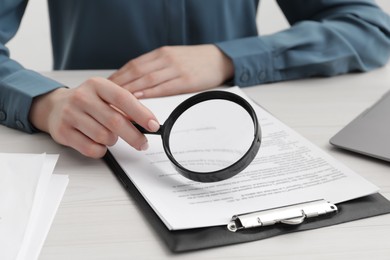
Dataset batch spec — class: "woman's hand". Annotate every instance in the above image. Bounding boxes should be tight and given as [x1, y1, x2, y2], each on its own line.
[109, 44, 234, 98]
[29, 77, 160, 158]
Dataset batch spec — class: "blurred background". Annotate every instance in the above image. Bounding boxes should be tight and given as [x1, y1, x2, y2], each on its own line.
[7, 0, 390, 71]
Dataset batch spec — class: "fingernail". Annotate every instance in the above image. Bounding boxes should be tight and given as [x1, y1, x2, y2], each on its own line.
[134, 91, 144, 98]
[140, 141, 149, 151]
[148, 119, 160, 132]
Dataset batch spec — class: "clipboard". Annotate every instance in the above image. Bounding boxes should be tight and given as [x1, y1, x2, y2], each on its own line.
[104, 150, 390, 252]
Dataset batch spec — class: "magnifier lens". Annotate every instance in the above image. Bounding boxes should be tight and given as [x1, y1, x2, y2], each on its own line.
[168, 99, 255, 173]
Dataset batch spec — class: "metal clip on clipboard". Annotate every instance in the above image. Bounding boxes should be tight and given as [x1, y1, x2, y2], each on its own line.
[227, 199, 338, 232]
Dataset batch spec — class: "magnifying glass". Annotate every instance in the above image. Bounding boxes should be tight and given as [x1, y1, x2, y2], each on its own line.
[134, 91, 261, 183]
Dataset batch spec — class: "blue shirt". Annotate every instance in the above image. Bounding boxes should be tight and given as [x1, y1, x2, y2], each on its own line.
[1, 0, 390, 133]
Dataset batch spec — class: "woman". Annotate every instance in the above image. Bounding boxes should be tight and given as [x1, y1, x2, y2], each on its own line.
[1, 0, 389, 158]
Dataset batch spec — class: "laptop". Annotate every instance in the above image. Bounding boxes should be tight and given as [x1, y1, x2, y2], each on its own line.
[330, 89, 390, 162]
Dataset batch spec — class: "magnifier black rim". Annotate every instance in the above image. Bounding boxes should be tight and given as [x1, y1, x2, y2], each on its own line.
[160, 90, 261, 183]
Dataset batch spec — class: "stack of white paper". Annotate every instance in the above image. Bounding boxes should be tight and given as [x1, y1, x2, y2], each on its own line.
[0, 153, 68, 260]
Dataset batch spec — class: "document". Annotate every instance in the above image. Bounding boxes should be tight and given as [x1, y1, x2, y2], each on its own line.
[0, 153, 68, 260]
[109, 87, 378, 230]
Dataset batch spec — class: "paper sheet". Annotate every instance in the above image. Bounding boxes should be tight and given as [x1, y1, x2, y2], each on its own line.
[17, 174, 68, 260]
[0, 153, 68, 260]
[109, 87, 378, 230]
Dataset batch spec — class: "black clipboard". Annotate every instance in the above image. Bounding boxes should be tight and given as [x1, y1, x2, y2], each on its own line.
[104, 150, 390, 252]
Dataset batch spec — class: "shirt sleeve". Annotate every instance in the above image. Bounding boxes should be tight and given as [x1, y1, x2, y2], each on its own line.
[0, 0, 63, 133]
[215, 0, 390, 87]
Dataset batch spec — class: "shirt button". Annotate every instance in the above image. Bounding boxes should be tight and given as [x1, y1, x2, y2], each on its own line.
[240, 71, 250, 83]
[0, 111, 6, 121]
[257, 71, 266, 81]
[16, 120, 25, 129]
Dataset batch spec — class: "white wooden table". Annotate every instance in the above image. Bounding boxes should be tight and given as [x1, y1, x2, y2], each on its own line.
[1, 67, 389, 260]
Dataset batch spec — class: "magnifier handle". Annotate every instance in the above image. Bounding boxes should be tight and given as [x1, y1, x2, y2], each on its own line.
[132, 122, 162, 135]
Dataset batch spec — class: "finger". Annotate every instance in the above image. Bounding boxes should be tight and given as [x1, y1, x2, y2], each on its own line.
[84, 79, 160, 149]
[109, 51, 165, 85]
[81, 78, 157, 126]
[95, 79, 158, 125]
[135, 78, 190, 99]
[72, 112, 118, 147]
[86, 102, 150, 151]
[123, 67, 179, 94]
[59, 127, 108, 158]
[73, 83, 150, 150]
[110, 58, 168, 87]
